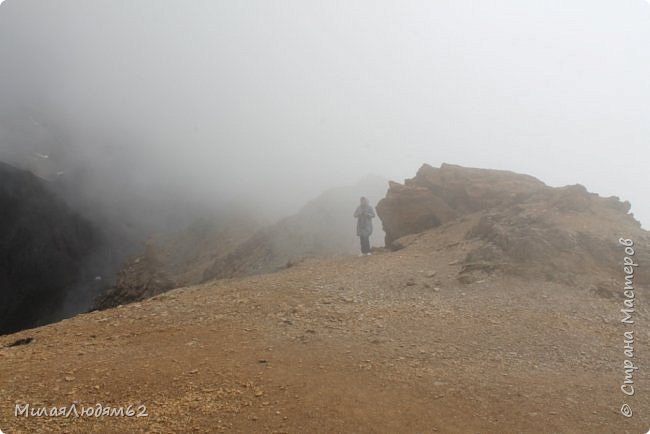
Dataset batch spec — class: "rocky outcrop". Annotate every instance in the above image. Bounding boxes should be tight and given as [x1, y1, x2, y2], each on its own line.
[376, 163, 546, 248]
[0, 162, 99, 334]
[92, 240, 176, 309]
[376, 163, 649, 288]
[459, 183, 642, 284]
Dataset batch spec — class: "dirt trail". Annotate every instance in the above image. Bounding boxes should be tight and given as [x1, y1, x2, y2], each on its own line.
[1, 239, 649, 433]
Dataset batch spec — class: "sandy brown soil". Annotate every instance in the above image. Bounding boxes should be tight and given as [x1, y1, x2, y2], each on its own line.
[1, 229, 649, 433]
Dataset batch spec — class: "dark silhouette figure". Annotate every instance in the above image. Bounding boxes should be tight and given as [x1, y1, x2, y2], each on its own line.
[354, 197, 375, 256]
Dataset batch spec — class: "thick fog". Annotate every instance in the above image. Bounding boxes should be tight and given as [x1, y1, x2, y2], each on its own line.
[0, 0, 649, 227]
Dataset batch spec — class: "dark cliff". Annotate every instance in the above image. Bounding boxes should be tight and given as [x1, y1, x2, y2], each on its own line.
[0, 162, 99, 334]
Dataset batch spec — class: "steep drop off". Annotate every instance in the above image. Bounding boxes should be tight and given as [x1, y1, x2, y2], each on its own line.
[94, 176, 388, 309]
[0, 162, 100, 334]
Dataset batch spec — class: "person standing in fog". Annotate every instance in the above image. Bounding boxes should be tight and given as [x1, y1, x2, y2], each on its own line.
[354, 197, 375, 256]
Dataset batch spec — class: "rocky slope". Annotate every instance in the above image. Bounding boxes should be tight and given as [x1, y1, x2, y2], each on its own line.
[2, 163, 648, 433]
[1, 213, 648, 433]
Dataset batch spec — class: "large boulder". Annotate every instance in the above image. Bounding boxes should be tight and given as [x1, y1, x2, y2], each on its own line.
[376, 163, 546, 248]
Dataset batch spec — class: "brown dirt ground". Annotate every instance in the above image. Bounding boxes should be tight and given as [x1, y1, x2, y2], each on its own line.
[1, 229, 649, 433]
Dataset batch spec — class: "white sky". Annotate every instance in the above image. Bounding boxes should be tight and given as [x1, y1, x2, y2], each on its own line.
[0, 0, 648, 226]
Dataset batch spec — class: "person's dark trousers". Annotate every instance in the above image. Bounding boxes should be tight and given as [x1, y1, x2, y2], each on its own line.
[360, 235, 370, 254]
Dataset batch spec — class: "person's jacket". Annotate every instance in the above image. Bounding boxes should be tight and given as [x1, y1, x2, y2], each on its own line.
[354, 205, 375, 237]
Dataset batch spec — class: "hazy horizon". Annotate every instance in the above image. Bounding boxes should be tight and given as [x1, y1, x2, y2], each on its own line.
[0, 0, 648, 227]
